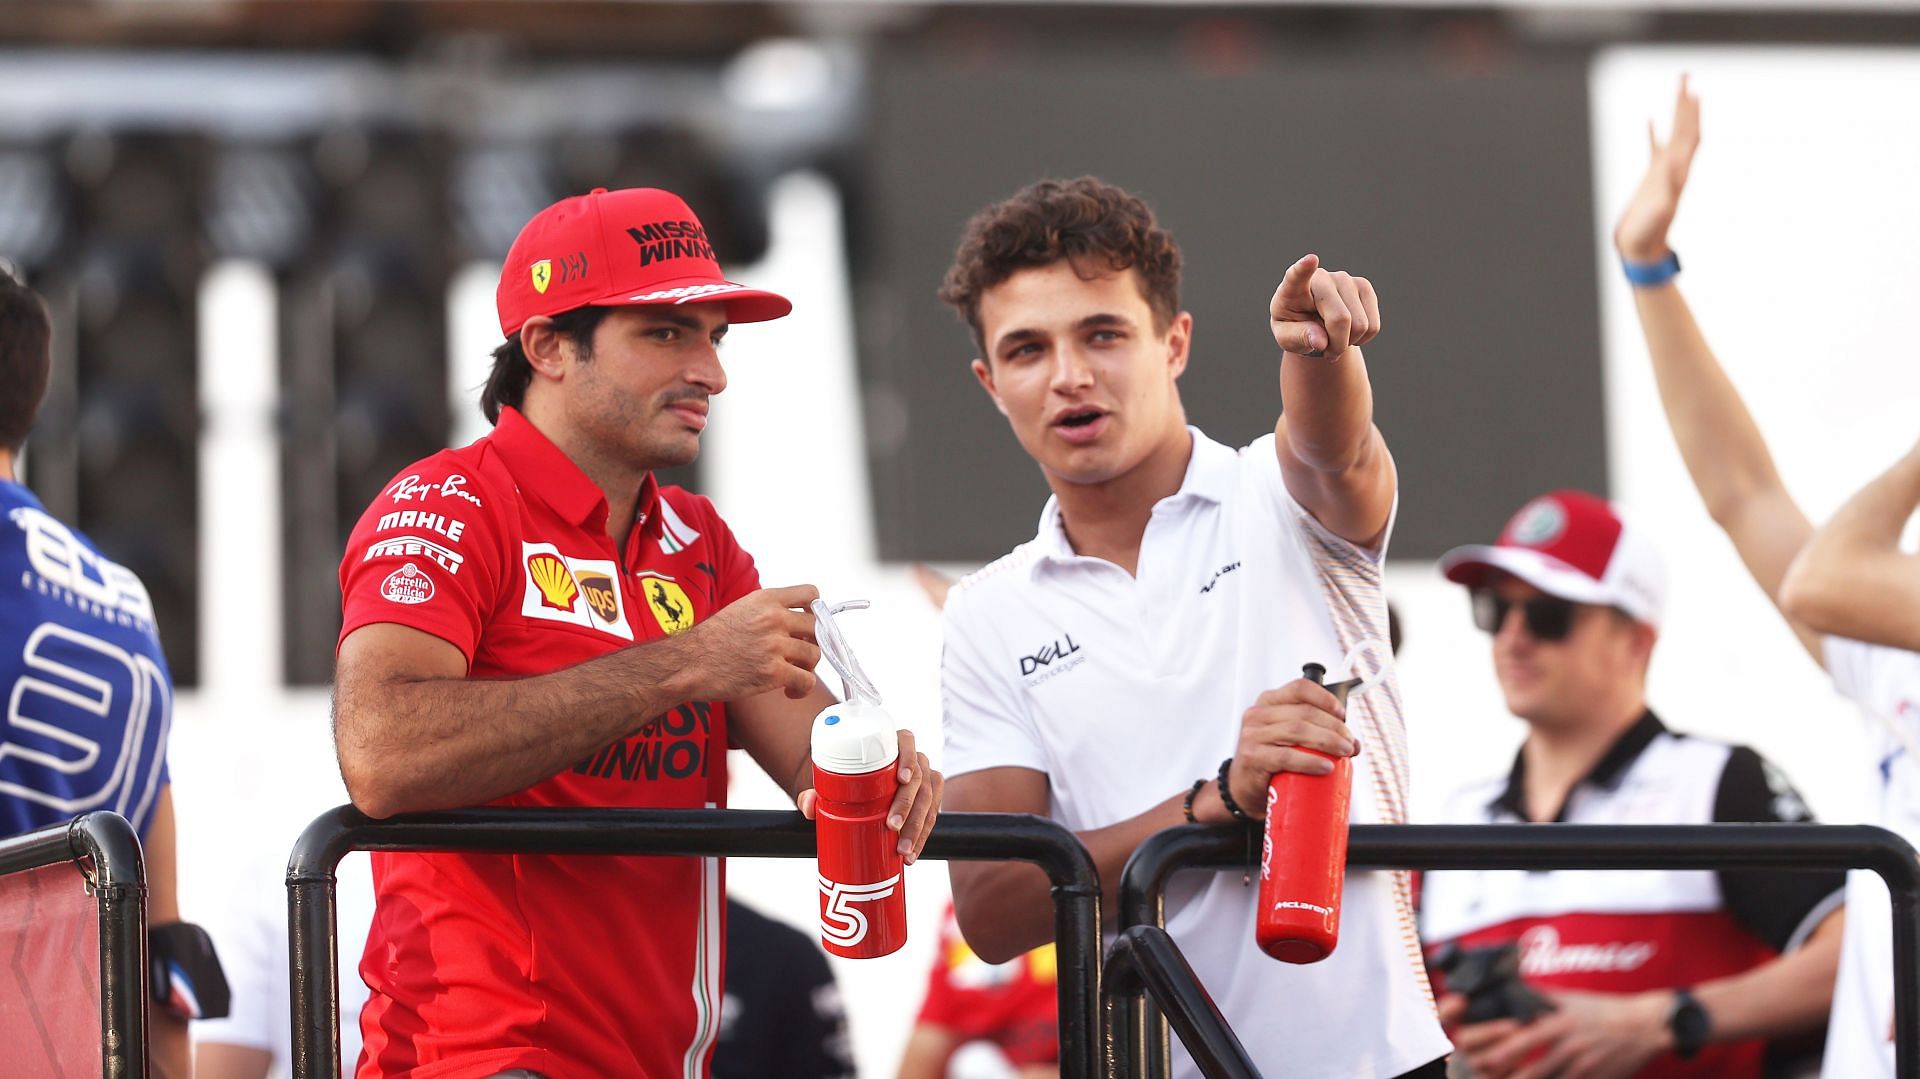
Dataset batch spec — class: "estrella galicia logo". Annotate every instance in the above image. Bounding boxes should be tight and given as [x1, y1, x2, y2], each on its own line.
[1020, 634, 1081, 677]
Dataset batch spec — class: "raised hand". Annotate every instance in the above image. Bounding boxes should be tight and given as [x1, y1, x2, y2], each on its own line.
[1614, 76, 1701, 263]
[1269, 254, 1381, 360]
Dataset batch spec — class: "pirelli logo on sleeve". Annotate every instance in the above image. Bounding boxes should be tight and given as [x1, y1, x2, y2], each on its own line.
[364, 536, 464, 575]
[519, 542, 633, 640]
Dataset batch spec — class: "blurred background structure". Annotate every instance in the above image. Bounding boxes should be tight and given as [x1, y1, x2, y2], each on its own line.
[2, 1, 1919, 1075]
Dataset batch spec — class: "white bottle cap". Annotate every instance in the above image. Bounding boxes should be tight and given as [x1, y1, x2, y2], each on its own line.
[810, 700, 901, 775]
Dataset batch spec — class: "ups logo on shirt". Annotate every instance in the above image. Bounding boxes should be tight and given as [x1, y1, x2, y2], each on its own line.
[577, 572, 620, 623]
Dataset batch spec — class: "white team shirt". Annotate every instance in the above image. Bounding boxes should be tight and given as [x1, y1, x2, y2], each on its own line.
[193, 850, 376, 1078]
[1821, 636, 1920, 1079]
[941, 428, 1448, 1079]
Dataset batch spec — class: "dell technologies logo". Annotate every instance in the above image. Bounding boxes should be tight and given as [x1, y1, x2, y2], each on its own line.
[1020, 634, 1081, 677]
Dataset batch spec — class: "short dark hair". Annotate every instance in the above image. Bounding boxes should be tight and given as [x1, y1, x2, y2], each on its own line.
[938, 176, 1182, 351]
[0, 267, 52, 452]
[480, 305, 610, 425]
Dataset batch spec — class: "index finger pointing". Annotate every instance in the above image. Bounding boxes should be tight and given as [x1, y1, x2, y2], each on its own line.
[1274, 254, 1321, 308]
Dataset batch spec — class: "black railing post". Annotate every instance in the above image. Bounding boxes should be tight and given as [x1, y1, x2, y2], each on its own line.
[1104, 926, 1257, 1079]
[287, 807, 1102, 1079]
[0, 812, 147, 1078]
[287, 806, 358, 1079]
[70, 812, 148, 1079]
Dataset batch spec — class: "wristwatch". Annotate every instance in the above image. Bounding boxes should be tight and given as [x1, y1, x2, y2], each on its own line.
[1667, 987, 1711, 1059]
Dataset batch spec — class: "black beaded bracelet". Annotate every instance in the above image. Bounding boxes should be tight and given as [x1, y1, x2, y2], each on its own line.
[1182, 778, 1208, 823]
[1215, 757, 1255, 823]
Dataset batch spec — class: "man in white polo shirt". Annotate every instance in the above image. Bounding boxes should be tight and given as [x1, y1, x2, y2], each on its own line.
[934, 176, 1449, 1079]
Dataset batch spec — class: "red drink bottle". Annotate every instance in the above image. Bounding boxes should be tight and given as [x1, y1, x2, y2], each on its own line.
[811, 699, 907, 959]
[1256, 662, 1359, 964]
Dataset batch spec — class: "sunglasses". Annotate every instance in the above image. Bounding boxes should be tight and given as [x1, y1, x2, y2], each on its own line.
[1471, 590, 1579, 642]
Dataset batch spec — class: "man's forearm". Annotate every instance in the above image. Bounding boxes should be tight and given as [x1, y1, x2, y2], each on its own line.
[1692, 908, 1844, 1043]
[1634, 283, 1797, 526]
[337, 640, 697, 817]
[1633, 281, 1821, 663]
[1815, 446, 1920, 556]
[1783, 443, 1920, 648]
[950, 788, 1194, 963]
[1279, 345, 1375, 473]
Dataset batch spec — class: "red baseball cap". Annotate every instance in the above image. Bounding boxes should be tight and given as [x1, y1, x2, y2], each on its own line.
[1439, 489, 1667, 626]
[495, 186, 792, 338]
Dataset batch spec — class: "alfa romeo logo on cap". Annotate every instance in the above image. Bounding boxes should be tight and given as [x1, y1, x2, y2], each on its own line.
[530, 260, 553, 295]
[1511, 499, 1567, 547]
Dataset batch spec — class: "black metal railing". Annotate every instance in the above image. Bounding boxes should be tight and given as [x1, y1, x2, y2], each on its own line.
[286, 806, 1102, 1079]
[0, 811, 147, 1078]
[1113, 822, 1920, 1079]
[1104, 924, 1258, 1078]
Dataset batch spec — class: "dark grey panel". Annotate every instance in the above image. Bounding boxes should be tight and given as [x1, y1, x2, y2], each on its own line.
[857, 44, 1604, 561]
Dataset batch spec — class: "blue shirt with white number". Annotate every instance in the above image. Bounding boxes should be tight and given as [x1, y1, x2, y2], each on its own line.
[0, 481, 172, 840]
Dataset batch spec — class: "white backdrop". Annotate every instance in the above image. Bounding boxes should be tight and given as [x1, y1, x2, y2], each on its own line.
[170, 45, 1920, 1077]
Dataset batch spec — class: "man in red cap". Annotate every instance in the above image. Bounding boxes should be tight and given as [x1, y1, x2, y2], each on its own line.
[330, 187, 943, 1079]
[1421, 490, 1845, 1079]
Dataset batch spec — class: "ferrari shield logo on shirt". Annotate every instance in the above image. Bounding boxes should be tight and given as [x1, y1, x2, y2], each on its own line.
[637, 573, 695, 635]
[530, 259, 552, 294]
[520, 542, 634, 640]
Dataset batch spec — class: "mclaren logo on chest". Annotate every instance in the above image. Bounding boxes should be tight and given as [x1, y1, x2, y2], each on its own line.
[520, 542, 633, 640]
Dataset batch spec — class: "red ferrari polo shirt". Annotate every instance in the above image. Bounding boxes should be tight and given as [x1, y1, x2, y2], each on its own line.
[338, 407, 761, 1079]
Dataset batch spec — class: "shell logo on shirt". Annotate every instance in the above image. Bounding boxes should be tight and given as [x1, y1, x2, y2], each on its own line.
[520, 543, 633, 640]
[638, 573, 695, 635]
[527, 553, 579, 609]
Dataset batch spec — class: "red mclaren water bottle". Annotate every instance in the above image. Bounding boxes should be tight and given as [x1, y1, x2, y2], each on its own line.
[1256, 662, 1357, 964]
[811, 699, 908, 959]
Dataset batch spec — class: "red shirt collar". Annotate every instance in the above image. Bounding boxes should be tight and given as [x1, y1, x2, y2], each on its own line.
[489, 406, 660, 539]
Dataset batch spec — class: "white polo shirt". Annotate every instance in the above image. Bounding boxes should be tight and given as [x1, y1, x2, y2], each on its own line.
[1821, 636, 1920, 1079]
[941, 428, 1447, 1079]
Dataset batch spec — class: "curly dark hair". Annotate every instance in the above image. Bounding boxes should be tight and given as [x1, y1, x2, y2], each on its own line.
[938, 176, 1182, 352]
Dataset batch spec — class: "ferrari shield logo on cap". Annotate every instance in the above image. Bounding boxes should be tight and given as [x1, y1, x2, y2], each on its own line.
[530, 259, 553, 295]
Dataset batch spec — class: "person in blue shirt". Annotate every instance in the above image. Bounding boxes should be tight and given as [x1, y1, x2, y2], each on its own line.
[0, 266, 192, 1077]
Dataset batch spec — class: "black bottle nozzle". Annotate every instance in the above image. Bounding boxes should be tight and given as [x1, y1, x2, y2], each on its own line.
[1303, 661, 1360, 711]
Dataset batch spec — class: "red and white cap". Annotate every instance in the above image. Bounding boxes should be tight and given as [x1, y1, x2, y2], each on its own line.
[496, 186, 792, 338]
[1439, 489, 1667, 627]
